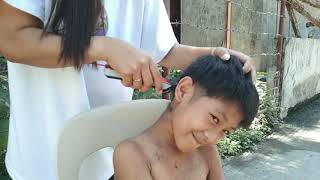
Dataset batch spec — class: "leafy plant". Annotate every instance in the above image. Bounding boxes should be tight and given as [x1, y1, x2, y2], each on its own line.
[0, 56, 9, 178]
[218, 79, 281, 158]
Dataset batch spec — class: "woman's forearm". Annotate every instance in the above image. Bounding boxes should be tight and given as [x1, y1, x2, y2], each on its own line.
[160, 44, 256, 84]
[0, 1, 107, 68]
[159, 44, 213, 70]
[1, 26, 109, 68]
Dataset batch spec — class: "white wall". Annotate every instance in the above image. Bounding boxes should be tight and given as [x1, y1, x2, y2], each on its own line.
[281, 38, 320, 117]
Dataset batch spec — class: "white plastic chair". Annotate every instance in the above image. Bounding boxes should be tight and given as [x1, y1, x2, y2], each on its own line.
[57, 99, 170, 180]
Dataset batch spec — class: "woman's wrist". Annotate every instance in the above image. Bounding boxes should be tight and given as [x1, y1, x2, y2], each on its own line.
[88, 36, 128, 64]
[86, 36, 108, 64]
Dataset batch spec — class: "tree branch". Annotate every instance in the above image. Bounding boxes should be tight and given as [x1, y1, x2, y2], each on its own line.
[299, 0, 320, 9]
[287, 0, 320, 28]
[286, 3, 301, 37]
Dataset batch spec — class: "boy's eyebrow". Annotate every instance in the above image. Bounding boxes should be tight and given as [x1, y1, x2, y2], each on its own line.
[220, 111, 229, 123]
[220, 111, 238, 130]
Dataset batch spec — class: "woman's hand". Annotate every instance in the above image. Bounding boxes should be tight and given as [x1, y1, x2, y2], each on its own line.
[102, 37, 163, 93]
[160, 45, 256, 84]
[211, 47, 256, 83]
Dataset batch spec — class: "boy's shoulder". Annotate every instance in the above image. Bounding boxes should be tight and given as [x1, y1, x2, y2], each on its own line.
[198, 145, 224, 180]
[114, 135, 152, 160]
[114, 138, 145, 158]
[198, 144, 218, 153]
[113, 137, 151, 170]
[198, 145, 221, 164]
[113, 137, 156, 179]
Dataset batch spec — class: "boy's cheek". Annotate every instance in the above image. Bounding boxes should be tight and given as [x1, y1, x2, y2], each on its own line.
[205, 131, 225, 145]
[174, 133, 200, 152]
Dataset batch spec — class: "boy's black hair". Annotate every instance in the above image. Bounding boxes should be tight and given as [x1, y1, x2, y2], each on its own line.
[178, 55, 259, 128]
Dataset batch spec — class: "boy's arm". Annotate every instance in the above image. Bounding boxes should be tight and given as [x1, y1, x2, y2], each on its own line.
[202, 145, 224, 180]
[113, 140, 153, 180]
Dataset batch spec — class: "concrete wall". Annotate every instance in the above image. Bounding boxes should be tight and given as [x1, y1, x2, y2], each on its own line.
[180, 0, 320, 71]
[181, 0, 280, 71]
[280, 38, 320, 118]
[181, 0, 226, 47]
[231, 0, 264, 69]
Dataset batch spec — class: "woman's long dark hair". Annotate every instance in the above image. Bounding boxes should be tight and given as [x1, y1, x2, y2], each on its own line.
[45, 0, 102, 69]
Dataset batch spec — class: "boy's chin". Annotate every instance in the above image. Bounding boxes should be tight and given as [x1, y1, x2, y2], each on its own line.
[175, 142, 200, 153]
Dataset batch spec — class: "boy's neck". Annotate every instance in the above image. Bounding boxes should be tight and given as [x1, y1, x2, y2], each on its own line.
[145, 108, 178, 150]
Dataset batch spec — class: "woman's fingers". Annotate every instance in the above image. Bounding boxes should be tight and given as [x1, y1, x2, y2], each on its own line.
[226, 48, 253, 73]
[150, 62, 163, 94]
[132, 72, 143, 90]
[140, 61, 154, 93]
[121, 74, 133, 87]
[213, 47, 254, 73]
[118, 59, 163, 93]
[212, 47, 256, 84]
[212, 47, 230, 60]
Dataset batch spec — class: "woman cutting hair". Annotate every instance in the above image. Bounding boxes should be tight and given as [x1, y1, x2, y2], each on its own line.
[0, 0, 255, 179]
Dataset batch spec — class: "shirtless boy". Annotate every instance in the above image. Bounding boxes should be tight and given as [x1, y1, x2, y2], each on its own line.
[113, 55, 259, 180]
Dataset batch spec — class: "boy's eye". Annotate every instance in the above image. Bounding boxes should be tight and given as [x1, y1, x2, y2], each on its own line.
[223, 130, 230, 135]
[210, 115, 219, 124]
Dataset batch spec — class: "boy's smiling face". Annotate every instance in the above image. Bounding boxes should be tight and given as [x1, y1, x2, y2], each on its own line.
[171, 77, 243, 153]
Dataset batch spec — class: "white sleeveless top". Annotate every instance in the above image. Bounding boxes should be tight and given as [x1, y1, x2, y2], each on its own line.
[4, 0, 177, 179]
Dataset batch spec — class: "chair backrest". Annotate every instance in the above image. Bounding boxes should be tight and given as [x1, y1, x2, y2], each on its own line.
[57, 99, 170, 180]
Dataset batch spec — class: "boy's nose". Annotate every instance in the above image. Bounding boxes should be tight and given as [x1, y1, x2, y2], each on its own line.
[204, 130, 223, 145]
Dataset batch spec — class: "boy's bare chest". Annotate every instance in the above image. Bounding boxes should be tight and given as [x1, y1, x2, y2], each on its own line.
[147, 149, 209, 180]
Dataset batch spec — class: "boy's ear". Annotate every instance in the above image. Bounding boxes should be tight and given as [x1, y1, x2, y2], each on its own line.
[174, 76, 195, 103]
